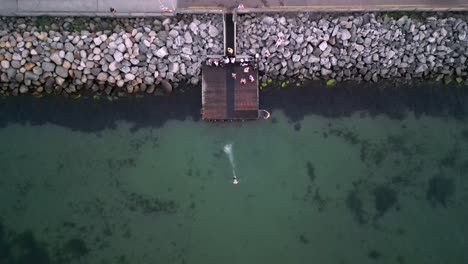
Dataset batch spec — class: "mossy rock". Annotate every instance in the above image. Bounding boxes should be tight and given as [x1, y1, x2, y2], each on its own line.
[326, 79, 337, 87]
[444, 77, 452, 85]
[266, 78, 273, 84]
[456, 77, 464, 85]
[36, 16, 53, 31]
[67, 18, 88, 32]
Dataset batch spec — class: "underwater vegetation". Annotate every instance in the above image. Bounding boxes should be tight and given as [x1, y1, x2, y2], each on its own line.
[293, 122, 302, 131]
[461, 129, 468, 142]
[426, 175, 455, 207]
[298, 234, 310, 244]
[439, 147, 461, 168]
[368, 249, 382, 260]
[0, 223, 51, 264]
[305, 161, 316, 183]
[124, 192, 178, 215]
[373, 185, 398, 218]
[346, 188, 367, 225]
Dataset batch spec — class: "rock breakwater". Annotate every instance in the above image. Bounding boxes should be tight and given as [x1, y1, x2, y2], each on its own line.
[238, 13, 468, 83]
[0, 15, 223, 96]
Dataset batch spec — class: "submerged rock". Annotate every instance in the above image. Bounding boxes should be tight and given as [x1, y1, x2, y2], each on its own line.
[161, 80, 172, 93]
[373, 185, 397, 217]
[427, 175, 454, 207]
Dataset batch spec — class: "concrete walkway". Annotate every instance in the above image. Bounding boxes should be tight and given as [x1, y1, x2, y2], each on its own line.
[179, 0, 468, 11]
[1, 0, 468, 16]
[0, 0, 177, 16]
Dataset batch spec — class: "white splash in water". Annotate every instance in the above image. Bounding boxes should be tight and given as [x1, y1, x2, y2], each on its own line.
[223, 143, 235, 168]
[223, 143, 238, 182]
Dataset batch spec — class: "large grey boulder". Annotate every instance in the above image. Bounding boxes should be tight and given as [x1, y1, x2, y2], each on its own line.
[42, 62, 56, 72]
[155, 47, 169, 58]
[184, 32, 193, 44]
[55, 66, 68, 78]
[50, 53, 62, 65]
[340, 29, 352, 41]
[208, 26, 220, 37]
[319, 41, 328, 52]
[168, 62, 179, 73]
[161, 80, 172, 93]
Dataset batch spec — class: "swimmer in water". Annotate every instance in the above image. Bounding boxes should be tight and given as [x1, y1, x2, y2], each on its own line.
[232, 175, 239, 185]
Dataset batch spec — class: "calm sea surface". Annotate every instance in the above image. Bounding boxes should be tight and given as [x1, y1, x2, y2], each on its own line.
[0, 82, 468, 264]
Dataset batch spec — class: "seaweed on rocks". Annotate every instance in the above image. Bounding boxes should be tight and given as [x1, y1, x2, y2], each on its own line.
[426, 175, 455, 207]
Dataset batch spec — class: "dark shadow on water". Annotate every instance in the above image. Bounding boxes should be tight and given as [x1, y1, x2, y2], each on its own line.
[0, 87, 202, 132]
[261, 80, 468, 122]
[0, 81, 467, 132]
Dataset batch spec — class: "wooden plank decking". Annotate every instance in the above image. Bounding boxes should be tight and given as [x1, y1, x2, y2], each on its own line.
[201, 62, 259, 120]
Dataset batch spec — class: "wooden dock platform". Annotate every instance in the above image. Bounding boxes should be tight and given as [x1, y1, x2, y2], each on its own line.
[200, 13, 269, 121]
[201, 60, 259, 120]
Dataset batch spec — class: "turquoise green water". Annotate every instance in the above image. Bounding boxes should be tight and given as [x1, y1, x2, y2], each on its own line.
[1, 104, 468, 263]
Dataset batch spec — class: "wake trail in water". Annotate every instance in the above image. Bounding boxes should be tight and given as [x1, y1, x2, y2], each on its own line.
[223, 143, 238, 184]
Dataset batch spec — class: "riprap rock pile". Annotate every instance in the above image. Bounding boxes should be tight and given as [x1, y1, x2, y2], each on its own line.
[237, 13, 468, 83]
[0, 15, 223, 96]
